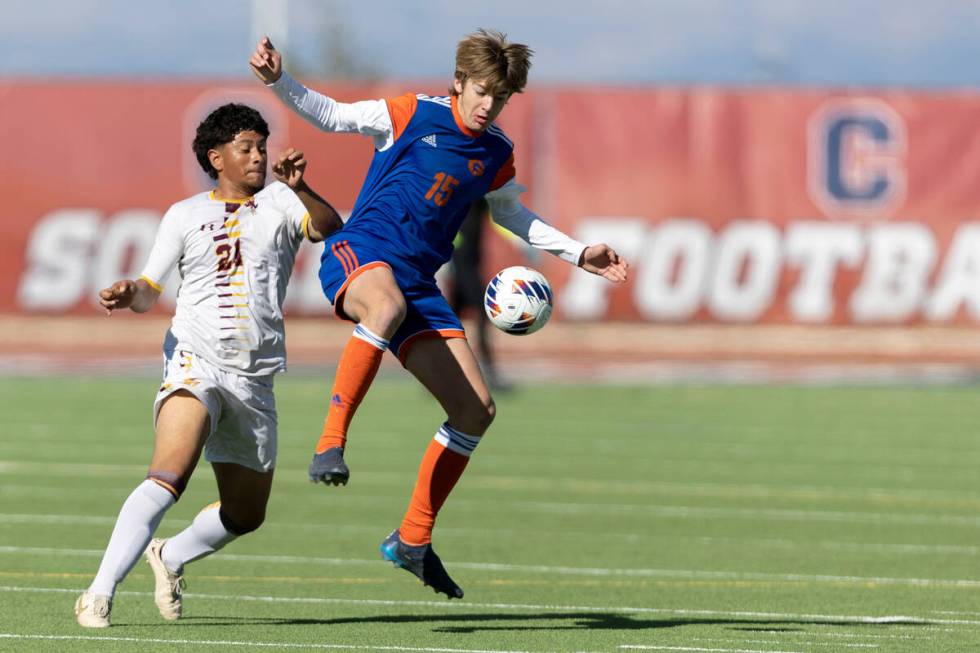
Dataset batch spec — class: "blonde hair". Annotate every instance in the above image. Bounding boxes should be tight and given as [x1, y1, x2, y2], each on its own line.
[452, 29, 533, 96]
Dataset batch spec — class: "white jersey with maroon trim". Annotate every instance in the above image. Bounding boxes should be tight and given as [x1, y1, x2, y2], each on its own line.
[140, 181, 311, 376]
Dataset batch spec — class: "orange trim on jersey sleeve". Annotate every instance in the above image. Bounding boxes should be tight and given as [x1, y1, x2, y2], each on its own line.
[385, 93, 418, 142]
[489, 153, 516, 191]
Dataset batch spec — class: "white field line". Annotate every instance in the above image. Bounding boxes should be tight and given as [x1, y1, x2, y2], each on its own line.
[0, 514, 118, 525]
[3, 544, 980, 588]
[518, 502, 980, 528]
[682, 537, 980, 558]
[3, 504, 980, 558]
[464, 477, 980, 507]
[621, 647, 803, 653]
[5, 437, 979, 470]
[620, 647, 802, 653]
[703, 632, 921, 642]
[808, 540, 980, 556]
[0, 633, 579, 653]
[5, 459, 980, 508]
[693, 630, 938, 641]
[769, 632, 917, 641]
[2, 585, 977, 628]
[2, 544, 980, 588]
[6, 495, 980, 529]
[689, 637, 880, 648]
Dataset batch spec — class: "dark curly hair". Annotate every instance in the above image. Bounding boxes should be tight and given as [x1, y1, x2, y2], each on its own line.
[192, 103, 270, 179]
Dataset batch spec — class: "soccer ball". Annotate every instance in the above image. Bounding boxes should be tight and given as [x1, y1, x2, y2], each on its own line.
[484, 266, 553, 335]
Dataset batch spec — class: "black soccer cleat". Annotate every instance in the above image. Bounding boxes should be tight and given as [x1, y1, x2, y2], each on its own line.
[379, 529, 464, 599]
[308, 447, 350, 486]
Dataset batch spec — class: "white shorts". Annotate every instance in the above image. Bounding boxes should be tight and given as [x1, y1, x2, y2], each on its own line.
[153, 346, 277, 473]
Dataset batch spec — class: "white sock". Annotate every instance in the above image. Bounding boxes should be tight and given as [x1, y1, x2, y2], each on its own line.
[353, 324, 389, 350]
[88, 479, 175, 598]
[161, 505, 238, 573]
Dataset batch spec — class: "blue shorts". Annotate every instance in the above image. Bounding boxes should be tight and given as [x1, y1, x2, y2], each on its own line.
[318, 234, 465, 364]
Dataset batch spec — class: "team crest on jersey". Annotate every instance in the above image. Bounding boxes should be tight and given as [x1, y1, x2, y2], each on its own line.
[468, 159, 486, 176]
[807, 98, 907, 219]
[422, 134, 438, 147]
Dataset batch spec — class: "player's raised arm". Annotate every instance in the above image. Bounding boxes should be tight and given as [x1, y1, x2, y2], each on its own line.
[272, 147, 343, 241]
[98, 278, 160, 314]
[485, 180, 629, 283]
[250, 36, 393, 142]
[249, 36, 282, 84]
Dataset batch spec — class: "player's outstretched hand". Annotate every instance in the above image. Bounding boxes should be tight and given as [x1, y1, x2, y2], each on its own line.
[579, 244, 629, 283]
[99, 280, 137, 315]
[250, 36, 282, 84]
[272, 148, 307, 189]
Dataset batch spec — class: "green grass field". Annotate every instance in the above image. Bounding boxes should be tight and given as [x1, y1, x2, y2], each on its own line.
[2, 376, 980, 652]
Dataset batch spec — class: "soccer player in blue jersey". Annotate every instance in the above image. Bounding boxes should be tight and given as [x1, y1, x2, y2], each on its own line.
[251, 29, 628, 599]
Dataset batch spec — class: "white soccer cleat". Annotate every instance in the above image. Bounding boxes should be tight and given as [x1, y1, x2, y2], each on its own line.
[74, 591, 112, 628]
[145, 538, 185, 620]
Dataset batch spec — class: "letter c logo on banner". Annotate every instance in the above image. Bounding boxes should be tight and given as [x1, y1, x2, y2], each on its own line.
[807, 98, 907, 219]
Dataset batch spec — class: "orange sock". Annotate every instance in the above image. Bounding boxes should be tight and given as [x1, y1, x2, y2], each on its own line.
[315, 328, 387, 454]
[400, 424, 480, 545]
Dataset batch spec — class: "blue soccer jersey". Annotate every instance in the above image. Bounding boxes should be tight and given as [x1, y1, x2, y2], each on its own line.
[315, 92, 516, 359]
[268, 72, 585, 360]
[342, 92, 516, 277]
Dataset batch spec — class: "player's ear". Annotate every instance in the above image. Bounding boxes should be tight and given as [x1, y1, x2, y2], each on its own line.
[208, 148, 224, 175]
[453, 77, 465, 96]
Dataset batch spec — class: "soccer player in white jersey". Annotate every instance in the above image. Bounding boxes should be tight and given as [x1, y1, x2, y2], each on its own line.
[73, 103, 342, 628]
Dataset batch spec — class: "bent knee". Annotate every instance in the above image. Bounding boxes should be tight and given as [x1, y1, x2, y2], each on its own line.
[219, 506, 265, 535]
[376, 294, 407, 329]
[453, 398, 495, 436]
[483, 399, 496, 428]
[358, 292, 407, 337]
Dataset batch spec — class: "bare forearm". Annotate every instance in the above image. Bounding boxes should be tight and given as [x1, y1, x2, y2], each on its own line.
[99, 278, 160, 314]
[295, 183, 342, 241]
[130, 279, 161, 313]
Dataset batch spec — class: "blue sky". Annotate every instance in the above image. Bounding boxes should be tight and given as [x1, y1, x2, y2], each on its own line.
[4, 0, 980, 87]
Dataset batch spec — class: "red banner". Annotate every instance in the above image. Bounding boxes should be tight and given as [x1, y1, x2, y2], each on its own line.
[4, 80, 980, 324]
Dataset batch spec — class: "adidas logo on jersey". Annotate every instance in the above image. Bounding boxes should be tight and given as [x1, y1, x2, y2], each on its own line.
[422, 134, 438, 147]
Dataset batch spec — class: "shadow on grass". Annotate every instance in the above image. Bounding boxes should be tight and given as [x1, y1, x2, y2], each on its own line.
[158, 612, 934, 633]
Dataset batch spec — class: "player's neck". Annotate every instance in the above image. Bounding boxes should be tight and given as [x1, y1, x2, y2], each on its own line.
[213, 179, 259, 201]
